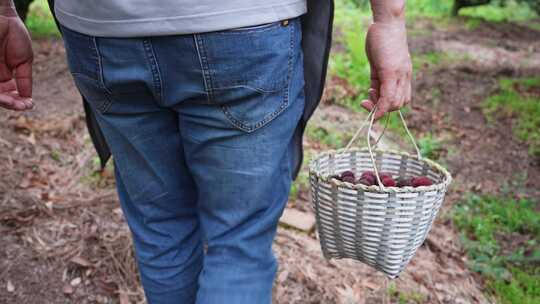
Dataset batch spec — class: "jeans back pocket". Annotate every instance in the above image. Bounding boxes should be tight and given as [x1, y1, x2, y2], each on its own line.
[61, 25, 113, 114]
[197, 18, 301, 133]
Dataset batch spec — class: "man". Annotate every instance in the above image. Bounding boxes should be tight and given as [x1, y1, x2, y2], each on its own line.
[0, 0, 412, 303]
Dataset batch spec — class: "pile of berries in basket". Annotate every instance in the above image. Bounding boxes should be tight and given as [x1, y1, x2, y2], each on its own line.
[332, 171, 433, 188]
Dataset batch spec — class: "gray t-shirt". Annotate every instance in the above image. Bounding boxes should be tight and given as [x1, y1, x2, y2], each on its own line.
[55, 0, 307, 37]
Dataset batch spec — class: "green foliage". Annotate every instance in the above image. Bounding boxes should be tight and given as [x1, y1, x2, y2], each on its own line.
[489, 268, 540, 304]
[453, 194, 540, 303]
[482, 77, 540, 156]
[418, 133, 442, 160]
[459, 0, 538, 22]
[25, 0, 59, 37]
[49, 149, 61, 162]
[383, 108, 410, 137]
[412, 51, 471, 70]
[412, 52, 447, 71]
[387, 282, 428, 304]
[331, 1, 371, 102]
[407, 0, 453, 17]
[306, 125, 350, 149]
[464, 17, 483, 30]
[526, 21, 540, 31]
[289, 150, 313, 201]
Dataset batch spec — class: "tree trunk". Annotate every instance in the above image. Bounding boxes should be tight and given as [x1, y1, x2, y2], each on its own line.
[14, 0, 35, 22]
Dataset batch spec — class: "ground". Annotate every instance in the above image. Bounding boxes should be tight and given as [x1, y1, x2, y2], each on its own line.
[0, 13, 539, 304]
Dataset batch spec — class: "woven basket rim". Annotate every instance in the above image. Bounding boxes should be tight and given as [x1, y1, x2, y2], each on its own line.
[309, 147, 452, 194]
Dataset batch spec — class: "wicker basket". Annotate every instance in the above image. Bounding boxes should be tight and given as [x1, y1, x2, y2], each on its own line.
[309, 110, 452, 278]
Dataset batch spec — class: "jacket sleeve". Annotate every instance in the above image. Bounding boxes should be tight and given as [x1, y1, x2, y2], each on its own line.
[48, 0, 112, 170]
[291, 0, 334, 179]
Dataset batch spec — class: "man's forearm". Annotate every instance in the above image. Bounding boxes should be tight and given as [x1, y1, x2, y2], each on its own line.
[370, 0, 406, 23]
[0, 0, 18, 17]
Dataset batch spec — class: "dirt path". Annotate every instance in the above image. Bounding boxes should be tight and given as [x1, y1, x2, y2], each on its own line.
[408, 18, 540, 196]
[1, 19, 538, 304]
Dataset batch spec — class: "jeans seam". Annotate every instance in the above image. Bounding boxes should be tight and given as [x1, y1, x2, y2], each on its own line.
[142, 38, 164, 104]
[91, 37, 114, 113]
[193, 34, 213, 103]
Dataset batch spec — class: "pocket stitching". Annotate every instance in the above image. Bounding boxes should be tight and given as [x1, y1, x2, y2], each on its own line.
[212, 84, 281, 94]
[210, 23, 290, 92]
[92, 37, 114, 97]
[220, 22, 296, 133]
[71, 73, 114, 114]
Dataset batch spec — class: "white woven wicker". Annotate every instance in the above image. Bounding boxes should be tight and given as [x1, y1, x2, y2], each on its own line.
[309, 109, 452, 278]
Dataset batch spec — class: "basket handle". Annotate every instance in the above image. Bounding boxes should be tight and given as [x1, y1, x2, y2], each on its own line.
[344, 106, 422, 190]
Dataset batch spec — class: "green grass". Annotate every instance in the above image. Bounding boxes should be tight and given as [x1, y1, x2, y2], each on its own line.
[489, 268, 540, 304]
[417, 133, 442, 160]
[25, 0, 59, 37]
[482, 77, 540, 156]
[453, 194, 540, 304]
[331, 1, 371, 102]
[412, 51, 472, 70]
[460, 0, 538, 22]
[465, 17, 483, 30]
[387, 282, 428, 304]
[406, 0, 453, 17]
[80, 156, 115, 188]
[525, 21, 540, 31]
[305, 125, 351, 150]
[289, 149, 313, 201]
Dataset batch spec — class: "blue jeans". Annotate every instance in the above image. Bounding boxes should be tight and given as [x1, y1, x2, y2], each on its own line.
[60, 19, 305, 304]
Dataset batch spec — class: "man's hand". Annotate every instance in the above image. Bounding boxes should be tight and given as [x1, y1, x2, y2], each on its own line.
[0, 2, 33, 111]
[362, 0, 412, 120]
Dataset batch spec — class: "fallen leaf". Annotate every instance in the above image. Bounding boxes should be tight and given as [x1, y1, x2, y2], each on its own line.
[63, 284, 74, 295]
[277, 270, 289, 283]
[18, 172, 33, 189]
[70, 256, 92, 268]
[26, 132, 36, 146]
[70, 277, 81, 287]
[363, 280, 379, 291]
[41, 191, 50, 201]
[119, 290, 130, 304]
[6, 280, 14, 293]
[12, 116, 33, 132]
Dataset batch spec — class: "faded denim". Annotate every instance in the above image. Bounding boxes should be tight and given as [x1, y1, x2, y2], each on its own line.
[61, 18, 305, 304]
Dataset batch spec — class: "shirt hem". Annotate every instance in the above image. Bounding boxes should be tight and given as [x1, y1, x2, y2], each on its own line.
[56, 1, 307, 37]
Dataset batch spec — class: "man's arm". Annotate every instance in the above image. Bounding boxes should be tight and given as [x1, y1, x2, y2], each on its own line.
[0, 0, 33, 111]
[362, 0, 412, 120]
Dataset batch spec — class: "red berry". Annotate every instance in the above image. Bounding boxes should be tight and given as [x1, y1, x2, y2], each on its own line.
[379, 171, 393, 180]
[381, 177, 396, 187]
[342, 175, 356, 184]
[361, 171, 375, 179]
[411, 176, 433, 187]
[358, 176, 375, 186]
[396, 177, 413, 187]
[341, 170, 355, 179]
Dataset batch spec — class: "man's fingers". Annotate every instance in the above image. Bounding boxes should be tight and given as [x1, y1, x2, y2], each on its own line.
[0, 79, 17, 92]
[15, 62, 32, 98]
[405, 74, 412, 105]
[374, 78, 398, 120]
[389, 77, 406, 112]
[0, 90, 32, 110]
[373, 99, 390, 120]
[368, 88, 378, 105]
[0, 63, 12, 82]
[361, 99, 375, 112]
[0, 93, 15, 108]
